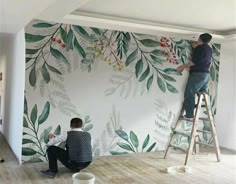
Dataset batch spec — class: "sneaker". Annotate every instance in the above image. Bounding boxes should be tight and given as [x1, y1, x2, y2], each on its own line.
[181, 115, 194, 121]
[41, 169, 58, 178]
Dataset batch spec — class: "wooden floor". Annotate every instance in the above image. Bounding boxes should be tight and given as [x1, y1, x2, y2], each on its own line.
[0, 134, 236, 184]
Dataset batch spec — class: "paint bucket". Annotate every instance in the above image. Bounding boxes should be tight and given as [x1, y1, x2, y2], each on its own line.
[72, 172, 95, 184]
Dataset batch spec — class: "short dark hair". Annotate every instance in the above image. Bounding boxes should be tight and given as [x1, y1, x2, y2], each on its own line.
[70, 118, 83, 128]
[199, 33, 212, 44]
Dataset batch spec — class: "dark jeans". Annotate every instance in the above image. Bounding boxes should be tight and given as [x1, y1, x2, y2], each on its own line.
[184, 72, 209, 118]
[47, 146, 91, 173]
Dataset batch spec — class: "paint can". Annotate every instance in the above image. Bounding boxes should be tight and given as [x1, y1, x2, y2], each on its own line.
[72, 172, 95, 184]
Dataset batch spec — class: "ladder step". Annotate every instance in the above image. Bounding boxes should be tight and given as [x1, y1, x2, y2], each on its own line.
[174, 130, 191, 137]
[194, 104, 206, 108]
[195, 141, 214, 147]
[179, 117, 194, 122]
[197, 130, 212, 134]
[169, 144, 187, 153]
[199, 117, 214, 121]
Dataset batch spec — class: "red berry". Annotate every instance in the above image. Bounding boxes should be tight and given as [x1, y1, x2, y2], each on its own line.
[173, 55, 176, 58]
[160, 43, 165, 47]
[52, 38, 56, 42]
[62, 44, 66, 48]
[176, 62, 179, 64]
[57, 39, 61, 44]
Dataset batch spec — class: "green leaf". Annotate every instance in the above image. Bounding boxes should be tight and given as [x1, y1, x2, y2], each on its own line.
[125, 49, 138, 66]
[117, 142, 133, 151]
[146, 75, 153, 90]
[60, 27, 67, 43]
[109, 151, 128, 155]
[210, 65, 215, 81]
[72, 25, 90, 39]
[25, 33, 45, 42]
[157, 75, 166, 93]
[41, 64, 50, 83]
[139, 65, 150, 82]
[163, 68, 182, 75]
[161, 73, 176, 82]
[130, 131, 139, 149]
[47, 64, 62, 75]
[30, 104, 38, 125]
[152, 49, 163, 56]
[139, 39, 160, 47]
[23, 117, 28, 128]
[142, 134, 150, 150]
[66, 29, 73, 51]
[38, 101, 50, 125]
[22, 148, 37, 156]
[33, 22, 54, 28]
[22, 139, 35, 144]
[83, 124, 93, 132]
[29, 67, 36, 87]
[146, 142, 156, 152]
[166, 83, 178, 93]
[115, 130, 129, 141]
[135, 59, 143, 78]
[26, 58, 32, 63]
[150, 55, 163, 64]
[43, 126, 52, 144]
[74, 38, 86, 58]
[54, 125, 61, 135]
[50, 47, 69, 65]
[26, 49, 39, 55]
[91, 27, 102, 35]
[24, 96, 28, 114]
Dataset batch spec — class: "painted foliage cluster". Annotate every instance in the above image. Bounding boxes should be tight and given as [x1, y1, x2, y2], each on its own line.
[22, 20, 221, 163]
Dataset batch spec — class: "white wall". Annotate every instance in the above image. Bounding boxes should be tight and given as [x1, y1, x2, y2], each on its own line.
[0, 30, 25, 163]
[216, 40, 236, 151]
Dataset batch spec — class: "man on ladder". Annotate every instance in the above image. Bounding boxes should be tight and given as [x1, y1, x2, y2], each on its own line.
[164, 33, 221, 166]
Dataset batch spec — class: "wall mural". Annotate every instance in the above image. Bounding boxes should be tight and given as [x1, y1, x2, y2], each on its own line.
[22, 20, 221, 163]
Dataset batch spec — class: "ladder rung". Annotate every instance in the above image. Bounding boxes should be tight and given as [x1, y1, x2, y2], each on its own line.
[195, 141, 214, 147]
[194, 104, 206, 108]
[169, 144, 187, 153]
[197, 130, 212, 134]
[174, 130, 191, 137]
[179, 117, 194, 122]
[199, 117, 214, 121]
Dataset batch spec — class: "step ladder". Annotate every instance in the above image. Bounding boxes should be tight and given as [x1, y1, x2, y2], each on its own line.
[164, 92, 221, 165]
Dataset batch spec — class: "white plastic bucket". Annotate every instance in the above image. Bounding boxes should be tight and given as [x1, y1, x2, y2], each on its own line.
[72, 172, 95, 184]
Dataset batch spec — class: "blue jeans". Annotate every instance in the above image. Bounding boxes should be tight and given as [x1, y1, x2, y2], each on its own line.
[184, 72, 209, 118]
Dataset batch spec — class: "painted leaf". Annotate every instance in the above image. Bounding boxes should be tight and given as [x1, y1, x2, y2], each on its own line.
[166, 83, 178, 93]
[66, 29, 73, 51]
[150, 55, 163, 64]
[29, 67, 36, 87]
[125, 49, 138, 66]
[152, 49, 163, 56]
[142, 134, 150, 150]
[72, 25, 90, 39]
[41, 64, 50, 83]
[22, 147, 37, 156]
[22, 139, 35, 144]
[50, 47, 69, 65]
[26, 58, 32, 63]
[43, 126, 52, 144]
[139, 66, 150, 82]
[210, 65, 215, 81]
[30, 104, 38, 125]
[74, 38, 86, 58]
[91, 27, 102, 35]
[109, 151, 128, 155]
[23, 117, 28, 128]
[83, 124, 93, 132]
[60, 27, 67, 43]
[157, 76, 166, 92]
[26, 49, 39, 55]
[161, 73, 176, 82]
[135, 59, 143, 78]
[130, 131, 139, 149]
[117, 142, 133, 151]
[163, 68, 182, 75]
[47, 64, 62, 75]
[24, 96, 28, 114]
[115, 129, 129, 141]
[25, 33, 45, 42]
[38, 101, 50, 125]
[139, 39, 160, 47]
[146, 142, 156, 152]
[32, 22, 54, 28]
[146, 75, 153, 90]
[54, 125, 61, 135]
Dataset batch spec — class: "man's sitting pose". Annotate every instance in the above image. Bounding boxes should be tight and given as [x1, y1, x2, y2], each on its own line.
[41, 118, 92, 178]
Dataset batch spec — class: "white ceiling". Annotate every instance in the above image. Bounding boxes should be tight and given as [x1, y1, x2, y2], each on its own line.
[0, 0, 236, 40]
